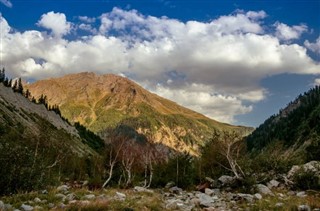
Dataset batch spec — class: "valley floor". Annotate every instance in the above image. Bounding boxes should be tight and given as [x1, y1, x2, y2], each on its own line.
[1, 185, 319, 211]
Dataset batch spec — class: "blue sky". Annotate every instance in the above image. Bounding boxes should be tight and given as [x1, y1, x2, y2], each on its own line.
[0, 0, 320, 126]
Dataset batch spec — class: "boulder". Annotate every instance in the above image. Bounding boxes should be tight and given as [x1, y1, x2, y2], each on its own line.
[115, 192, 126, 201]
[237, 193, 254, 203]
[254, 193, 262, 200]
[0, 201, 5, 210]
[298, 205, 311, 211]
[48, 203, 55, 208]
[296, 191, 307, 198]
[196, 193, 215, 207]
[20, 204, 34, 211]
[288, 161, 320, 179]
[34, 197, 41, 203]
[218, 175, 235, 187]
[165, 181, 175, 189]
[204, 188, 214, 196]
[267, 179, 280, 189]
[169, 186, 182, 194]
[56, 185, 69, 192]
[66, 193, 76, 201]
[83, 194, 95, 200]
[256, 184, 274, 196]
[134, 186, 154, 193]
[55, 193, 66, 200]
[275, 202, 284, 208]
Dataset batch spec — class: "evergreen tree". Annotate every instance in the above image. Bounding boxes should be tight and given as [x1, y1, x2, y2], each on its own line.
[17, 78, 23, 94]
[0, 68, 5, 83]
[24, 89, 31, 99]
[8, 79, 12, 88]
[12, 80, 18, 92]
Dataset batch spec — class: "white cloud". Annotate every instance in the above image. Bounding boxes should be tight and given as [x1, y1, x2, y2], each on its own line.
[37, 11, 71, 37]
[314, 78, 320, 86]
[154, 85, 252, 123]
[274, 22, 308, 41]
[2, 8, 320, 123]
[0, 0, 12, 8]
[305, 36, 320, 54]
[78, 16, 96, 23]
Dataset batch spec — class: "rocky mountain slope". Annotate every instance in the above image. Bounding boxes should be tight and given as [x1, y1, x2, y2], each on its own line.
[26, 72, 253, 155]
[246, 86, 320, 162]
[0, 83, 102, 194]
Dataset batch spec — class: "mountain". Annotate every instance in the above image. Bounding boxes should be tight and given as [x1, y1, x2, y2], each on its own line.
[246, 86, 320, 162]
[26, 72, 252, 155]
[0, 83, 103, 194]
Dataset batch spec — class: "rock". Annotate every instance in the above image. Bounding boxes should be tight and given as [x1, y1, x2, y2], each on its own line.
[34, 206, 42, 210]
[55, 193, 66, 200]
[56, 185, 69, 192]
[84, 194, 95, 200]
[298, 205, 311, 211]
[0, 201, 5, 210]
[34, 198, 41, 203]
[134, 186, 154, 193]
[205, 188, 214, 196]
[169, 186, 182, 194]
[82, 180, 89, 187]
[254, 193, 262, 200]
[115, 192, 126, 201]
[58, 203, 66, 209]
[238, 193, 254, 203]
[275, 202, 284, 208]
[20, 204, 34, 211]
[218, 175, 235, 186]
[66, 193, 76, 201]
[41, 190, 48, 194]
[287, 190, 295, 196]
[267, 179, 280, 189]
[256, 184, 274, 196]
[48, 203, 55, 208]
[296, 191, 307, 198]
[5, 204, 13, 210]
[287, 161, 320, 188]
[196, 193, 215, 207]
[165, 181, 175, 189]
[165, 199, 184, 209]
[205, 177, 215, 183]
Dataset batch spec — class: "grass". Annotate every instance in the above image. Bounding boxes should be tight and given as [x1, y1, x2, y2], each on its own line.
[241, 190, 320, 210]
[1, 187, 319, 210]
[1, 188, 166, 211]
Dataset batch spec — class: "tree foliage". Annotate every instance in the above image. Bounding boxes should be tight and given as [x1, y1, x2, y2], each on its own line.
[246, 86, 320, 162]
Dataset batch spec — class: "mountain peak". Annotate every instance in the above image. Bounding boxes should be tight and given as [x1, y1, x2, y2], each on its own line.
[26, 72, 252, 155]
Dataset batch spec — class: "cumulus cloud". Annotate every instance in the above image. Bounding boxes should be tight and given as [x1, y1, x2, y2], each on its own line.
[305, 36, 320, 54]
[78, 16, 96, 23]
[37, 11, 71, 37]
[0, 0, 12, 8]
[1, 8, 320, 123]
[274, 22, 308, 41]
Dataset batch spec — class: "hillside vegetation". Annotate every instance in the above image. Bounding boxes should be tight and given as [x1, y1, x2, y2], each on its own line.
[247, 86, 320, 163]
[0, 82, 104, 195]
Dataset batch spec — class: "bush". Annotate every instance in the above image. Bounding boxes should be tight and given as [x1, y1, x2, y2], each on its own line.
[292, 169, 320, 190]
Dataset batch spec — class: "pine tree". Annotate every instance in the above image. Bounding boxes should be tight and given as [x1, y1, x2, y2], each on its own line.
[12, 80, 18, 92]
[17, 78, 23, 94]
[24, 89, 31, 99]
[0, 68, 5, 83]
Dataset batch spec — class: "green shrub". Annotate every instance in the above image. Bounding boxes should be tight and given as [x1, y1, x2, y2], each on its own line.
[292, 169, 320, 190]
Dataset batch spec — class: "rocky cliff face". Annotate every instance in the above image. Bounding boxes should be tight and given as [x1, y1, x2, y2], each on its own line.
[26, 72, 252, 155]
